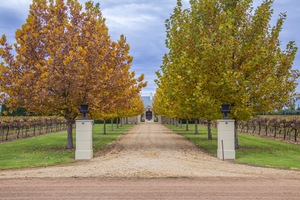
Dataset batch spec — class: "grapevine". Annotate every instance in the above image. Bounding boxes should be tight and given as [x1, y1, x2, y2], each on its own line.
[239, 116, 300, 143]
[0, 116, 67, 142]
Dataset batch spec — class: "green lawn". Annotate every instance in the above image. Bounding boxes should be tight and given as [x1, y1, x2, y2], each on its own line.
[0, 123, 133, 169]
[2, 122, 299, 170]
[165, 123, 300, 169]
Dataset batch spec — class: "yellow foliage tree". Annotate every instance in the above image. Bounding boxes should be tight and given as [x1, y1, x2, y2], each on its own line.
[156, 0, 299, 146]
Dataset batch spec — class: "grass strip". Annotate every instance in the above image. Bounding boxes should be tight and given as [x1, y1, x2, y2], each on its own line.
[0, 123, 133, 169]
[165, 123, 300, 169]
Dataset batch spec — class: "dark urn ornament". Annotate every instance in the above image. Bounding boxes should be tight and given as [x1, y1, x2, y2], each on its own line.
[80, 104, 89, 120]
[221, 104, 230, 119]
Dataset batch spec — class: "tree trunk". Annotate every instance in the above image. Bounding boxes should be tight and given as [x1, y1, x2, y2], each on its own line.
[66, 119, 74, 149]
[234, 119, 239, 149]
[195, 119, 198, 134]
[207, 120, 212, 140]
[111, 119, 113, 131]
[5, 127, 9, 140]
[120, 118, 123, 127]
[116, 118, 119, 129]
[186, 119, 189, 131]
[1, 128, 4, 141]
[17, 129, 20, 139]
[180, 119, 182, 129]
[103, 120, 106, 135]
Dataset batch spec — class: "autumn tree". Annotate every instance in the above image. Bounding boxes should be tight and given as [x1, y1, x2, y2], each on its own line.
[155, 1, 221, 136]
[156, 0, 299, 145]
[0, 0, 146, 148]
[90, 35, 147, 134]
[190, 0, 298, 147]
[154, 5, 200, 124]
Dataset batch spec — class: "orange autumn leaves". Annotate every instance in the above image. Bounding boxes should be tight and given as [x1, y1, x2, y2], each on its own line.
[0, 0, 146, 148]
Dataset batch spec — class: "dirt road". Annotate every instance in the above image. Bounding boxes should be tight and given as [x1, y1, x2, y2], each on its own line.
[0, 123, 299, 199]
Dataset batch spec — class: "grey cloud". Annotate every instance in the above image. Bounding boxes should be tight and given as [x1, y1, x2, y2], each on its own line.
[98, 1, 176, 94]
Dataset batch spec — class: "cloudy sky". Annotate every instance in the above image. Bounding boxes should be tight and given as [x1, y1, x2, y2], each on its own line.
[0, 0, 299, 96]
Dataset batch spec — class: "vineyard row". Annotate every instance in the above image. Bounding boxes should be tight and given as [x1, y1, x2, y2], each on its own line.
[163, 117, 300, 143]
[238, 117, 300, 142]
[0, 116, 68, 142]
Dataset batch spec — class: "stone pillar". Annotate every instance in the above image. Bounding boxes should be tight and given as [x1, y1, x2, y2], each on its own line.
[128, 116, 137, 124]
[157, 116, 162, 124]
[75, 120, 93, 160]
[137, 115, 141, 123]
[133, 116, 138, 124]
[217, 120, 235, 160]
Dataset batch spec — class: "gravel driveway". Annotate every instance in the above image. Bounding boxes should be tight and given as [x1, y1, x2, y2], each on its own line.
[0, 123, 299, 199]
[0, 123, 299, 179]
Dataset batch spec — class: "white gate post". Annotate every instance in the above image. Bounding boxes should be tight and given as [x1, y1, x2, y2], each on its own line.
[75, 120, 93, 160]
[217, 120, 235, 160]
[157, 116, 162, 123]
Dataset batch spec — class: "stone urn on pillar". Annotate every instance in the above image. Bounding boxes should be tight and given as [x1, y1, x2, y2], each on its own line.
[217, 104, 235, 160]
[75, 104, 93, 160]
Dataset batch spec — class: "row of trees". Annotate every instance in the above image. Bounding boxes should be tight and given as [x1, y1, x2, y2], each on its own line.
[0, 0, 146, 148]
[0, 116, 67, 142]
[153, 0, 299, 148]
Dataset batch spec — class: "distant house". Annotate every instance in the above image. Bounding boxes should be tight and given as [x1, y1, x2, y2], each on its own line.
[141, 95, 153, 109]
[141, 93, 154, 121]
